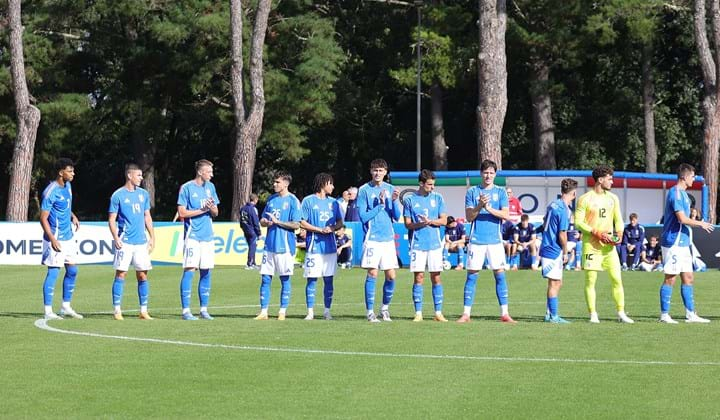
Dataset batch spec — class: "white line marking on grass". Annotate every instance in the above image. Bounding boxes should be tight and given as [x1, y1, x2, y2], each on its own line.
[34, 319, 720, 367]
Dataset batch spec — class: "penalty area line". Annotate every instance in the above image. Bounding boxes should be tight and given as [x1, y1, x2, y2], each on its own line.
[33, 319, 720, 367]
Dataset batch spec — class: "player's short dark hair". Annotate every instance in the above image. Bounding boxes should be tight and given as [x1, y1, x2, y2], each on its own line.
[125, 163, 141, 175]
[561, 178, 578, 194]
[629, 212, 638, 220]
[521, 214, 529, 222]
[446, 215, 455, 225]
[480, 159, 497, 172]
[195, 159, 213, 172]
[370, 159, 388, 170]
[592, 165, 613, 181]
[677, 163, 695, 178]
[418, 169, 435, 183]
[313, 173, 334, 193]
[274, 170, 292, 183]
[55, 158, 74, 172]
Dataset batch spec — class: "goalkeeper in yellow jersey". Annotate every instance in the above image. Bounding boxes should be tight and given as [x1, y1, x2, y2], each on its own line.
[575, 165, 634, 323]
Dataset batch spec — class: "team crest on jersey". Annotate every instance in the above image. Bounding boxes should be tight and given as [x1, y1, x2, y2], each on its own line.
[139, 195, 145, 203]
[328, 202, 333, 209]
[205, 188, 212, 197]
[430, 199, 436, 207]
[492, 193, 498, 201]
[283, 202, 288, 210]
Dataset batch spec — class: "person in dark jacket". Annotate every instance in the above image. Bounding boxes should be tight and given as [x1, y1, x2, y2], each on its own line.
[240, 193, 262, 269]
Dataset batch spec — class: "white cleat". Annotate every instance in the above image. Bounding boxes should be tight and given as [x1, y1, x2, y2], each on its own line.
[59, 307, 84, 319]
[589, 312, 600, 324]
[304, 313, 314, 320]
[380, 309, 392, 322]
[659, 313, 679, 324]
[617, 311, 634, 324]
[44, 312, 63, 320]
[367, 312, 381, 323]
[685, 312, 711, 323]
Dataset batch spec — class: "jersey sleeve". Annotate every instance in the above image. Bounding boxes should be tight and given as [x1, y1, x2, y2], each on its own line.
[498, 188, 509, 209]
[332, 199, 343, 224]
[357, 186, 382, 224]
[108, 191, 120, 214]
[558, 206, 570, 231]
[437, 194, 447, 216]
[177, 184, 189, 207]
[142, 190, 151, 212]
[301, 197, 312, 221]
[290, 195, 302, 222]
[41, 188, 54, 212]
[612, 194, 623, 234]
[402, 196, 413, 219]
[574, 194, 592, 234]
[465, 189, 476, 209]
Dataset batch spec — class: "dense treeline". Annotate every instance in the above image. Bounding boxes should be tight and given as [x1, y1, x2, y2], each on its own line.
[0, 0, 711, 220]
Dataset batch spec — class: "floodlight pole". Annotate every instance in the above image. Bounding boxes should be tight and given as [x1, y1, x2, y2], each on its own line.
[415, 1, 422, 171]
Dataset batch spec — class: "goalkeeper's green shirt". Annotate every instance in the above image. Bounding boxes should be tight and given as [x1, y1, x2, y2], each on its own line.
[574, 189, 624, 253]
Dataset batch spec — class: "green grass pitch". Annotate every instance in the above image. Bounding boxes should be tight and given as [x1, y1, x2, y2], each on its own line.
[2, 265, 719, 419]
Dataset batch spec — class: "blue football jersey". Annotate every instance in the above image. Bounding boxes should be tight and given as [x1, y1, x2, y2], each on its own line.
[403, 191, 446, 251]
[177, 180, 220, 242]
[357, 181, 401, 242]
[41, 181, 74, 241]
[109, 187, 151, 245]
[301, 194, 343, 254]
[662, 186, 691, 248]
[540, 198, 570, 259]
[446, 223, 466, 242]
[262, 193, 302, 254]
[465, 185, 508, 245]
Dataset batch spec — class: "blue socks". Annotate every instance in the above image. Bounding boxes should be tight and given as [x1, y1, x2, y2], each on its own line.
[112, 277, 124, 306]
[306, 278, 317, 309]
[547, 296, 558, 317]
[495, 271, 508, 306]
[365, 275, 376, 310]
[43, 267, 61, 306]
[463, 272, 478, 307]
[323, 276, 334, 309]
[681, 284, 694, 312]
[62, 265, 78, 303]
[198, 269, 211, 308]
[432, 283, 443, 312]
[660, 284, 672, 313]
[180, 270, 194, 309]
[413, 284, 423, 312]
[280, 275, 291, 309]
[382, 279, 395, 306]
[260, 274, 272, 309]
[138, 279, 149, 307]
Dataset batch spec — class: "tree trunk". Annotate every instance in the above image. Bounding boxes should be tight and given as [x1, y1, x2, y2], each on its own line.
[642, 41, 657, 173]
[530, 59, 556, 170]
[230, 0, 271, 222]
[132, 129, 156, 208]
[693, 0, 720, 223]
[430, 82, 448, 170]
[6, 0, 41, 221]
[476, 0, 507, 169]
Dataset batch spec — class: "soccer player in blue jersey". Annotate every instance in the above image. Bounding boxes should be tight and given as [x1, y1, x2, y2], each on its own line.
[403, 169, 449, 322]
[255, 171, 302, 321]
[300, 173, 344, 320]
[177, 159, 219, 321]
[659, 163, 714, 324]
[539, 178, 577, 324]
[108, 163, 155, 320]
[40, 158, 82, 320]
[358, 158, 402, 322]
[457, 159, 516, 324]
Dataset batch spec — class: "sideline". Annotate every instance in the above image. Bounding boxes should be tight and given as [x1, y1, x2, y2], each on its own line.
[34, 319, 720, 367]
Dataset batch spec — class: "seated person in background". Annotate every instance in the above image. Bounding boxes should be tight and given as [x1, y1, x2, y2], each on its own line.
[639, 235, 662, 272]
[502, 219, 515, 269]
[335, 226, 352, 268]
[617, 212, 645, 270]
[443, 216, 466, 270]
[512, 214, 539, 270]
